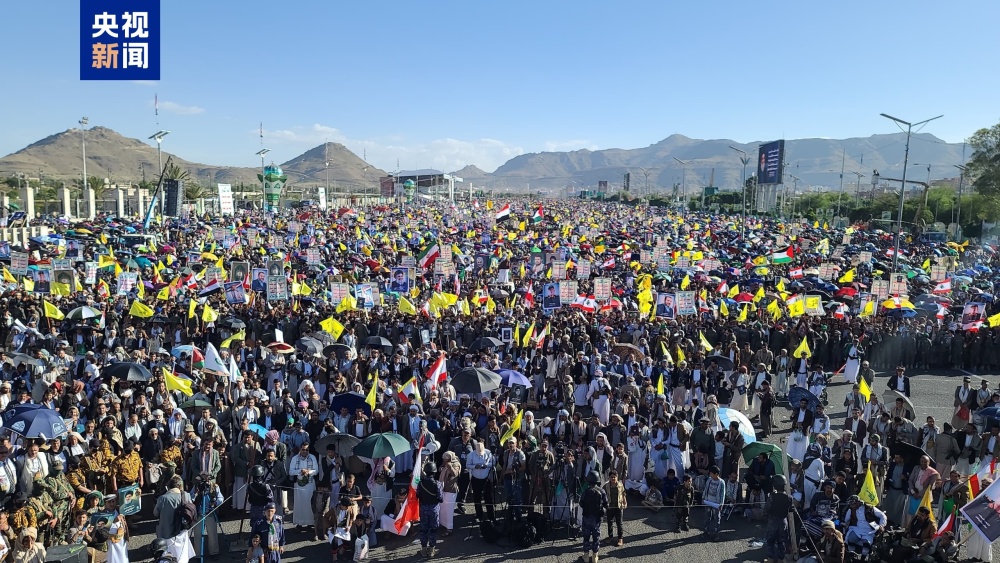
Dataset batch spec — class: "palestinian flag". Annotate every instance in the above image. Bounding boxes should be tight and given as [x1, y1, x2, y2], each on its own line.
[417, 244, 441, 269]
[771, 247, 794, 264]
[532, 205, 544, 224]
[495, 203, 511, 222]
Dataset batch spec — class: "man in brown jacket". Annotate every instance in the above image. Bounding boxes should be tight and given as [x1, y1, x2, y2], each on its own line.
[603, 470, 626, 546]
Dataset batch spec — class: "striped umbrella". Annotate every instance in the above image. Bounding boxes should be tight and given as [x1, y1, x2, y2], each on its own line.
[716, 407, 757, 445]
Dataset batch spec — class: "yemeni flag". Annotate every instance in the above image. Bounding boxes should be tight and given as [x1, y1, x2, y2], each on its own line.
[771, 247, 794, 264]
[417, 244, 441, 269]
[426, 353, 448, 389]
[394, 436, 424, 533]
[532, 205, 544, 224]
[495, 203, 511, 222]
[969, 458, 996, 497]
[199, 279, 223, 296]
[934, 510, 955, 539]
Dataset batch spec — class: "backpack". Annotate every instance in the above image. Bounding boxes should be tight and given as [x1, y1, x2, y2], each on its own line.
[174, 493, 198, 532]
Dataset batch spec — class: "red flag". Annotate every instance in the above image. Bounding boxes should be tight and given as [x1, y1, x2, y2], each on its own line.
[426, 353, 447, 389]
[934, 510, 954, 538]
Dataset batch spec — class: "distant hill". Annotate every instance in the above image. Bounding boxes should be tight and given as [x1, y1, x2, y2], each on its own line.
[483, 132, 968, 193]
[0, 128, 385, 189]
[451, 165, 489, 183]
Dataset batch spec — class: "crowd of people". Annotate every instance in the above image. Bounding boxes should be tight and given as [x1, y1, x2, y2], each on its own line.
[0, 197, 996, 563]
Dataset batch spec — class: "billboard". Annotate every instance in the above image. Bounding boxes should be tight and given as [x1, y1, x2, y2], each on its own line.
[757, 140, 785, 185]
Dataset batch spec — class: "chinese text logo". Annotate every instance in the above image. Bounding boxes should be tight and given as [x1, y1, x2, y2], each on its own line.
[81, 0, 160, 80]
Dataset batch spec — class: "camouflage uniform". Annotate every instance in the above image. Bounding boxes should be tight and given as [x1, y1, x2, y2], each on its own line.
[37, 474, 74, 539]
[67, 467, 92, 511]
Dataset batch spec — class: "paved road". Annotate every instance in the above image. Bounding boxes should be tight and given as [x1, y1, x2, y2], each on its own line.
[122, 368, 993, 563]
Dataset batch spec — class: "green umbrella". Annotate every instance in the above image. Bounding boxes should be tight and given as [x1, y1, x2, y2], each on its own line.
[742, 442, 785, 475]
[179, 399, 212, 409]
[353, 432, 411, 459]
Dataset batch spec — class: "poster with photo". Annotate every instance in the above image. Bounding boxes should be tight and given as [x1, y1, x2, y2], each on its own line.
[676, 291, 697, 316]
[389, 268, 410, 293]
[32, 268, 51, 294]
[267, 260, 284, 278]
[355, 284, 376, 309]
[961, 476, 1000, 544]
[224, 282, 247, 305]
[529, 250, 545, 275]
[962, 302, 987, 331]
[267, 276, 288, 301]
[116, 272, 137, 296]
[0, 242, 9, 260]
[230, 261, 249, 285]
[54, 269, 75, 288]
[888, 273, 908, 295]
[541, 283, 561, 309]
[655, 293, 676, 319]
[118, 484, 141, 516]
[250, 269, 268, 293]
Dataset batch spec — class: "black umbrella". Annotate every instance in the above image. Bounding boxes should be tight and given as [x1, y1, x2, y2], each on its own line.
[450, 367, 502, 394]
[468, 337, 504, 353]
[323, 343, 352, 357]
[361, 336, 393, 355]
[328, 392, 371, 415]
[220, 317, 247, 331]
[891, 441, 930, 467]
[103, 362, 153, 382]
[149, 315, 172, 325]
[308, 331, 336, 346]
[787, 387, 822, 412]
[704, 354, 735, 372]
[315, 433, 361, 458]
[295, 337, 324, 357]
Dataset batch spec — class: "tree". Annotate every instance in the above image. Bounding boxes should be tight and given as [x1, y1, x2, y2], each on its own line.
[184, 182, 212, 200]
[967, 122, 1000, 197]
[162, 163, 192, 183]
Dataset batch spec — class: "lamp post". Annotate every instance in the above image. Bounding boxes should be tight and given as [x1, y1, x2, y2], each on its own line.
[672, 157, 689, 212]
[256, 148, 270, 210]
[879, 113, 943, 271]
[954, 164, 967, 235]
[729, 146, 750, 239]
[849, 171, 866, 208]
[148, 130, 170, 215]
[79, 117, 89, 192]
[787, 175, 801, 219]
[638, 167, 650, 200]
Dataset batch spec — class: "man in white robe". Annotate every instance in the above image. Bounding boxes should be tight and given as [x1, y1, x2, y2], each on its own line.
[288, 442, 318, 528]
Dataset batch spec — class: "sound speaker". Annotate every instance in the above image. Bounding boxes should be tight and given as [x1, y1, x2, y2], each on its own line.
[46, 544, 87, 563]
[163, 179, 183, 217]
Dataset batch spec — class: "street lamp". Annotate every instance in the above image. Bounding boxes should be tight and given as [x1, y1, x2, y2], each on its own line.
[148, 130, 170, 215]
[954, 164, 967, 234]
[879, 112, 943, 270]
[729, 146, 750, 239]
[638, 167, 650, 200]
[79, 117, 89, 195]
[672, 157, 689, 210]
[787, 175, 801, 219]
[849, 171, 866, 205]
[256, 148, 270, 210]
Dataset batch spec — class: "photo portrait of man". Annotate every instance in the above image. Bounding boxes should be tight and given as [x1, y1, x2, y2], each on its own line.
[389, 268, 410, 293]
[251, 269, 267, 293]
[542, 283, 560, 309]
[656, 293, 675, 318]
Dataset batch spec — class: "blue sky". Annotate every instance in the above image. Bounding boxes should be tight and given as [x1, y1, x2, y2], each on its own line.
[4, 1, 999, 175]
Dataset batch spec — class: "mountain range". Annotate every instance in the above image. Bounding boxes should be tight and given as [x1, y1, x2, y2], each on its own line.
[0, 128, 967, 194]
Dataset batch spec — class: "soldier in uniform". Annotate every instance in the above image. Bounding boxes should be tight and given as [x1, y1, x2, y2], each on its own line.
[66, 459, 94, 512]
[674, 474, 695, 532]
[10, 492, 36, 537]
[110, 439, 143, 492]
[80, 441, 113, 494]
[35, 459, 74, 541]
[158, 440, 183, 493]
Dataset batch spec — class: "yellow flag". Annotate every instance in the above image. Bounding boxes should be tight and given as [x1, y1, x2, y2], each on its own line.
[776, 279, 786, 292]
[699, 331, 714, 352]
[320, 317, 345, 341]
[859, 300, 876, 318]
[136, 277, 145, 298]
[98, 255, 116, 268]
[719, 300, 729, 317]
[163, 367, 193, 397]
[365, 378, 379, 412]
[23, 277, 34, 292]
[2, 268, 16, 283]
[858, 376, 872, 401]
[499, 410, 523, 445]
[399, 297, 417, 316]
[188, 298, 198, 319]
[43, 301, 65, 320]
[789, 299, 805, 318]
[523, 322, 535, 347]
[728, 284, 739, 298]
[919, 483, 936, 527]
[513, 323, 520, 346]
[680, 275, 690, 290]
[793, 336, 811, 359]
[737, 303, 748, 322]
[129, 300, 154, 318]
[675, 346, 686, 365]
[660, 341, 673, 364]
[839, 269, 855, 283]
[656, 372, 665, 395]
[202, 303, 219, 322]
[220, 329, 246, 349]
[157, 285, 171, 300]
[858, 462, 879, 506]
[753, 286, 765, 303]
